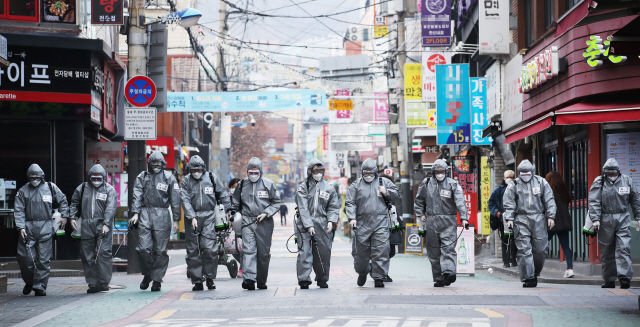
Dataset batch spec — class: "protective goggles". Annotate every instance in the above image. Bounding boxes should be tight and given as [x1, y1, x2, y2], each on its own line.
[605, 171, 619, 178]
[190, 168, 203, 174]
[90, 176, 104, 183]
[248, 170, 261, 176]
[311, 166, 325, 174]
[362, 170, 376, 177]
[434, 170, 446, 175]
[28, 176, 41, 182]
[150, 162, 162, 168]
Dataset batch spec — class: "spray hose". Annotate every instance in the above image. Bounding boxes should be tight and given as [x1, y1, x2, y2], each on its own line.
[424, 223, 469, 249]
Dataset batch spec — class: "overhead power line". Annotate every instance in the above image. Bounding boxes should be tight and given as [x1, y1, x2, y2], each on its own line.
[221, 0, 392, 19]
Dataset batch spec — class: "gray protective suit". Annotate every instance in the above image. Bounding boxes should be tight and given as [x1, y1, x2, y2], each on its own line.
[69, 164, 117, 288]
[132, 151, 181, 283]
[503, 160, 556, 282]
[588, 158, 640, 282]
[14, 164, 69, 291]
[413, 159, 468, 282]
[295, 159, 341, 284]
[345, 158, 400, 280]
[180, 155, 231, 284]
[231, 158, 282, 284]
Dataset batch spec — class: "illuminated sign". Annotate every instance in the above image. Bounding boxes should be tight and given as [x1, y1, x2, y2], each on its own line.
[582, 35, 628, 67]
[519, 46, 560, 93]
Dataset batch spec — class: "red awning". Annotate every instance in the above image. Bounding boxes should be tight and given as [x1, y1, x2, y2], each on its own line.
[555, 101, 640, 125]
[505, 113, 554, 144]
[555, 1, 593, 38]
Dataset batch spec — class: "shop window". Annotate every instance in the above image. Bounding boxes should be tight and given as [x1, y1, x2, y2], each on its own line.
[524, 0, 534, 47]
[545, 0, 555, 29]
[0, 0, 38, 22]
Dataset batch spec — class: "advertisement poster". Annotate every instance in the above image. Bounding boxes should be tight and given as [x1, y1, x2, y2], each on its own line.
[113, 173, 128, 207]
[43, 0, 76, 23]
[502, 55, 523, 130]
[406, 101, 436, 128]
[86, 142, 123, 173]
[374, 93, 389, 122]
[606, 132, 640, 193]
[404, 63, 422, 100]
[453, 156, 478, 231]
[436, 64, 471, 145]
[421, 0, 452, 46]
[479, 0, 509, 54]
[470, 77, 492, 145]
[405, 223, 424, 255]
[422, 51, 451, 102]
[456, 227, 475, 275]
[480, 157, 491, 235]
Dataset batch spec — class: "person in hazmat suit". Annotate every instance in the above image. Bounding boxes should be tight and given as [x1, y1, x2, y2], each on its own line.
[69, 164, 117, 293]
[345, 158, 400, 288]
[130, 151, 181, 292]
[295, 159, 341, 289]
[180, 155, 231, 291]
[588, 158, 640, 289]
[14, 164, 70, 296]
[413, 159, 468, 287]
[503, 159, 556, 288]
[231, 157, 282, 290]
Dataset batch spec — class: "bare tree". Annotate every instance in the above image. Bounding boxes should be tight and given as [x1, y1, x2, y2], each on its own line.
[229, 112, 268, 176]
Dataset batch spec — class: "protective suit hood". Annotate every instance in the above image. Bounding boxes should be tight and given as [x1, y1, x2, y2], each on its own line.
[148, 151, 167, 169]
[603, 158, 620, 173]
[431, 159, 448, 174]
[518, 160, 535, 173]
[88, 164, 107, 180]
[247, 157, 263, 174]
[27, 164, 45, 179]
[361, 158, 378, 176]
[307, 158, 324, 180]
[189, 155, 206, 171]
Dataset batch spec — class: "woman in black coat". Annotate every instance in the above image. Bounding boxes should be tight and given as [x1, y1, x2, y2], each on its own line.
[545, 172, 574, 278]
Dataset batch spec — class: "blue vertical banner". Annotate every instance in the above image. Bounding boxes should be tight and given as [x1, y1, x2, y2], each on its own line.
[470, 77, 492, 145]
[436, 64, 471, 145]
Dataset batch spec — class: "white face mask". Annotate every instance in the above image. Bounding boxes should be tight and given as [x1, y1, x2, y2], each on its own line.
[30, 180, 41, 187]
[520, 172, 533, 183]
[312, 173, 323, 182]
[363, 175, 375, 183]
[436, 173, 446, 182]
[505, 178, 513, 183]
[92, 181, 103, 188]
[153, 167, 162, 174]
[249, 174, 260, 183]
[192, 172, 203, 180]
[608, 175, 618, 183]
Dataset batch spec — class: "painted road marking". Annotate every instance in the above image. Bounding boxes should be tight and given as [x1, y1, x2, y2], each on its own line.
[143, 310, 176, 321]
[606, 288, 636, 296]
[179, 292, 194, 301]
[275, 287, 297, 297]
[474, 309, 504, 318]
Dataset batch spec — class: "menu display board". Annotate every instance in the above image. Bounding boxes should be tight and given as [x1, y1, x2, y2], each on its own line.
[606, 132, 640, 193]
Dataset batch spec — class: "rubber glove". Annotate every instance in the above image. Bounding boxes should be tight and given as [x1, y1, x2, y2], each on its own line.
[592, 221, 600, 230]
[173, 221, 180, 234]
[102, 225, 109, 236]
[636, 219, 640, 232]
[326, 222, 333, 233]
[257, 213, 267, 222]
[20, 229, 27, 239]
[548, 219, 555, 229]
[420, 215, 427, 222]
[462, 220, 469, 229]
[71, 219, 78, 231]
[308, 227, 315, 236]
[379, 185, 387, 196]
[191, 218, 198, 231]
[60, 217, 68, 230]
[130, 213, 139, 225]
[349, 220, 357, 228]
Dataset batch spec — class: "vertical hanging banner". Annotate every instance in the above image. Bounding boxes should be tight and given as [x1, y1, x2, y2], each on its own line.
[480, 157, 491, 235]
[421, 0, 452, 47]
[404, 63, 422, 100]
[374, 93, 389, 122]
[479, 0, 510, 55]
[436, 64, 471, 145]
[323, 125, 330, 151]
[453, 156, 477, 233]
[470, 77, 491, 145]
[422, 51, 451, 102]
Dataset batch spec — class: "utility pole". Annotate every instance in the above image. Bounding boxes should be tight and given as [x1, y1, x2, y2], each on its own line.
[210, 0, 228, 175]
[127, 0, 146, 274]
[396, 11, 412, 232]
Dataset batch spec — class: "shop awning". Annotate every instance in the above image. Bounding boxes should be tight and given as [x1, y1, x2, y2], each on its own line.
[555, 1, 595, 38]
[555, 101, 640, 125]
[505, 113, 554, 144]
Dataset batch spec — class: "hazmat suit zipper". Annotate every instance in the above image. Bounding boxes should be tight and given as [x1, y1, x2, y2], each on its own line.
[91, 188, 95, 219]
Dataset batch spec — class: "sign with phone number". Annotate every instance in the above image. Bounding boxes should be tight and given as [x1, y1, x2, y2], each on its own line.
[436, 64, 471, 145]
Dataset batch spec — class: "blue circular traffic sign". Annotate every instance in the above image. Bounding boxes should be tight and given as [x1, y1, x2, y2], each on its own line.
[125, 76, 156, 107]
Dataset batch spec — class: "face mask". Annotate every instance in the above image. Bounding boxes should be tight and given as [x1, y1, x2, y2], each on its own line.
[30, 180, 41, 187]
[153, 167, 162, 174]
[363, 175, 375, 183]
[520, 172, 532, 183]
[249, 174, 260, 183]
[608, 175, 618, 183]
[505, 178, 513, 183]
[192, 172, 203, 180]
[230, 188, 236, 194]
[312, 173, 323, 182]
[92, 181, 103, 188]
[436, 173, 446, 182]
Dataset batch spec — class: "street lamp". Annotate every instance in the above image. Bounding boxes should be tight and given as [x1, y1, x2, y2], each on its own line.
[145, 8, 203, 27]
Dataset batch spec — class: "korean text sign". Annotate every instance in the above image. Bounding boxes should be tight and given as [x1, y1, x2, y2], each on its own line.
[421, 0, 452, 46]
[479, 0, 509, 54]
[470, 77, 491, 145]
[91, 0, 124, 25]
[480, 157, 491, 235]
[167, 90, 325, 112]
[436, 64, 471, 145]
[404, 64, 422, 100]
[422, 51, 450, 102]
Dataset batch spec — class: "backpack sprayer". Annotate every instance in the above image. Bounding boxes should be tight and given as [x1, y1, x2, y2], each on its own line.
[582, 211, 599, 245]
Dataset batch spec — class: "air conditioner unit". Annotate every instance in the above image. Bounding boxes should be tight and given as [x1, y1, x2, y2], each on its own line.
[349, 26, 361, 42]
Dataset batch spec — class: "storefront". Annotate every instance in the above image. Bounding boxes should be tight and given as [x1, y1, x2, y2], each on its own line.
[502, 13, 640, 264]
[0, 33, 124, 259]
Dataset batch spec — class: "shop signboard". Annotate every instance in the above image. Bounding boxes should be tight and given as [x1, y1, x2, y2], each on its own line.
[519, 46, 561, 93]
[43, 0, 76, 24]
[422, 51, 450, 102]
[91, 0, 124, 25]
[404, 223, 423, 255]
[453, 156, 478, 232]
[606, 132, 640, 193]
[480, 157, 491, 235]
[479, 0, 509, 55]
[167, 90, 326, 112]
[456, 226, 475, 275]
[502, 55, 523, 130]
[406, 101, 436, 128]
[470, 77, 491, 145]
[404, 63, 422, 100]
[582, 35, 628, 67]
[86, 142, 123, 173]
[436, 64, 471, 145]
[421, 0, 452, 46]
[145, 137, 176, 169]
[374, 93, 389, 122]
[486, 62, 500, 117]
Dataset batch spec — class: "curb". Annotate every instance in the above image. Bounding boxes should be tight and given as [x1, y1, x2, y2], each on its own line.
[0, 269, 84, 279]
[487, 264, 640, 287]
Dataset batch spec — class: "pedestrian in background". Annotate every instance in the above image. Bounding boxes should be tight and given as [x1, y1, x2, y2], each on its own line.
[488, 170, 517, 268]
[280, 203, 289, 226]
[545, 172, 574, 278]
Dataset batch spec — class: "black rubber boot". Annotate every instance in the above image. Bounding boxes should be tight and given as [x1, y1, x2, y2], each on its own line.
[87, 286, 100, 293]
[206, 279, 216, 290]
[299, 281, 310, 289]
[601, 281, 615, 288]
[34, 290, 46, 296]
[140, 275, 151, 290]
[620, 278, 631, 289]
[192, 283, 204, 291]
[382, 275, 393, 282]
[523, 278, 537, 288]
[434, 280, 445, 287]
[317, 281, 329, 289]
[151, 281, 161, 292]
[23, 284, 33, 295]
[100, 284, 110, 292]
[374, 280, 385, 288]
[242, 280, 256, 290]
[443, 273, 457, 286]
[357, 274, 367, 287]
[257, 283, 268, 290]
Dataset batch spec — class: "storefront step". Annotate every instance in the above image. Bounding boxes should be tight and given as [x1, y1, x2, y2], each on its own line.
[0, 269, 83, 279]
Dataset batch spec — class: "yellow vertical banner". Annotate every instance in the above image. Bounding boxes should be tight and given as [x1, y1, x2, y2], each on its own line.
[481, 157, 491, 235]
[404, 63, 422, 100]
[317, 136, 323, 159]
